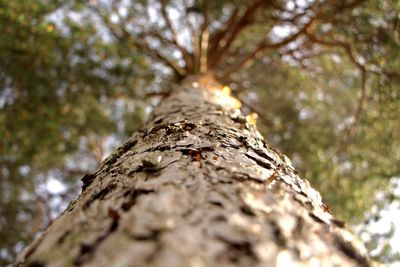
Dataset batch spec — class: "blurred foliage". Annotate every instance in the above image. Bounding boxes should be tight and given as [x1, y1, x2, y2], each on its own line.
[0, 0, 399, 266]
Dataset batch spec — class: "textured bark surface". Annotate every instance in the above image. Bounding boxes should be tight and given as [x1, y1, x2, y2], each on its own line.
[17, 75, 370, 267]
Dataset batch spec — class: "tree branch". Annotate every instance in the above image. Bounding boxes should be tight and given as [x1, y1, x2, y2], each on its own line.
[217, 0, 366, 80]
[346, 68, 367, 138]
[137, 32, 187, 77]
[90, 5, 186, 78]
[199, 0, 209, 73]
[218, 19, 314, 80]
[160, 0, 193, 71]
[208, 0, 268, 69]
[208, 6, 239, 59]
[305, 33, 368, 141]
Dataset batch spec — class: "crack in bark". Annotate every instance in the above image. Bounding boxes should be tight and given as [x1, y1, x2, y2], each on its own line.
[335, 236, 370, 267]
[81, 173, 96, 191]
[121, 188, 155, 211]
[244, 151, 273, 169]
[74, 218, 119, 266]
[83, 183, 118, 210]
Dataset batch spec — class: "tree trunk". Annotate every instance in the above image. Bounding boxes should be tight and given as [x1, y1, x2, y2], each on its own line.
[17, 74, 370, 267]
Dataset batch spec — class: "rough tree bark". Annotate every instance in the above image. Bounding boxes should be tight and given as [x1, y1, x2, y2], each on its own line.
[17, 75, 370, 267]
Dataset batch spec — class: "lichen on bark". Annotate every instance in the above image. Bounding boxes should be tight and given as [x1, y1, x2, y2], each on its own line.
[17, 75, 370, 267]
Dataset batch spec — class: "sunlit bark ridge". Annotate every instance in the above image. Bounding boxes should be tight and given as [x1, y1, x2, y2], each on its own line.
[17, 75, 370, 267]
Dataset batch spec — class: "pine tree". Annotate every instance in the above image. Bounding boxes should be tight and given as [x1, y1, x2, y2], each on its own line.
[16, 0, 399, 265]
[17, 74, 371, 266]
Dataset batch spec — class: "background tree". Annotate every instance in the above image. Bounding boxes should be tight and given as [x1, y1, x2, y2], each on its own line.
[1, 0, 399, 265]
